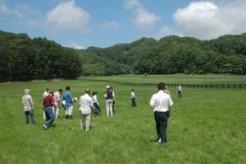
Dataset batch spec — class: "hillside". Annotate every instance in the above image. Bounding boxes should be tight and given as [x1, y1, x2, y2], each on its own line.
[1, 30, 246, 82]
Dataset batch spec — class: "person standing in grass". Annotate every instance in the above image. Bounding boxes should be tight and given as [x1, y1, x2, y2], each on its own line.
[54, 89, 63, 119]
[22, 89, 36, 124]
[150, 82, 174, 144]
[63, 86, 74, 119]
[43, 91, 55, 130]
[79, 89, 94, 131]
[177, 85, 182, 98]
[92, 91, 101, 116]
[104, 85, 114, 117]
[130, 89, 137, 107]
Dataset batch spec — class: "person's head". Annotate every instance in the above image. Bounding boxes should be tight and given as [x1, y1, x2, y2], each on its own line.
[132, 89, 135, 91]
[157, 82, 166, 90]
[58, 89, 63, 94]
[92, 91, 98, 95]
[85, 89, 90, 94]
[45, 88, 49, 92]
[106, 85, 110, 89]
[49, 91, 54, 96]
[24, 89, 31, 95]
[66, 86, 70, 91]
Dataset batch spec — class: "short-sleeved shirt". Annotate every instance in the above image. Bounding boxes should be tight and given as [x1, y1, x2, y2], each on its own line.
[150, 90, 174, 112]
[79, 93, 93, 114]
[63, 91, 73, 109]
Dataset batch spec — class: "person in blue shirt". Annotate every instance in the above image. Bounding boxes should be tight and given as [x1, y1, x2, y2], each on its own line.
[63, 86, 74, 119]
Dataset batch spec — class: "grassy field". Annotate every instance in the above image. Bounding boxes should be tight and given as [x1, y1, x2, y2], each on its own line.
[0, 77, 246, 163]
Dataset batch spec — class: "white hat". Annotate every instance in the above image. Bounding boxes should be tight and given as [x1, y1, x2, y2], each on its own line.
[24, 89, 30, 94]
[106, 85, 110, 89]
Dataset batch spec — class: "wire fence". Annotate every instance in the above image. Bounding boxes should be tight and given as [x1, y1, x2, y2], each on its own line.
[83, 79, 246, 89]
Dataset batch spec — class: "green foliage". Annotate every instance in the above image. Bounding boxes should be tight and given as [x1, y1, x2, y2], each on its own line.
[0, 31, 82, 82]
[81, 34, 246, 75]
[1, 30, 246, 81]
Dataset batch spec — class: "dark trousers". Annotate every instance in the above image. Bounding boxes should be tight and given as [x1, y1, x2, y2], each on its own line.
[44, 107, 55, 128]
[93, 103, 101, 114]
[154, 111, 168, 143]
[24, 110, 36, 124]
[131, 98, 137, 107]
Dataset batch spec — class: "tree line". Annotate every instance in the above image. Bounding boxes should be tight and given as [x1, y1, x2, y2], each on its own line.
[1, 30, 246, 82]
[0, 31, 82, 82]
[82, 34, 246, 75]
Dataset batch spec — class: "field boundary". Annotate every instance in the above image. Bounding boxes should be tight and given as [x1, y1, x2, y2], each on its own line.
[83, 79, 246, 89]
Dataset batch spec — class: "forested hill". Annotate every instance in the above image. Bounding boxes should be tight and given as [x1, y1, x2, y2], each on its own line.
[0, 30, 82, 82]
[1, 30, 246, 82]
[81, 34, 246, 75]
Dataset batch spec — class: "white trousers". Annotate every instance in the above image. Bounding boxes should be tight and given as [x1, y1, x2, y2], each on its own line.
[65, 106, 73, 116]
[105, 99, 113, 117]
[81, 113, 91, 131]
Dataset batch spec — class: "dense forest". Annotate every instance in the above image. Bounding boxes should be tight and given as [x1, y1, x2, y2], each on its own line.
[82, 34, 246, 75]
[1, 30, 246, 82]
[0, 30, 82, 81]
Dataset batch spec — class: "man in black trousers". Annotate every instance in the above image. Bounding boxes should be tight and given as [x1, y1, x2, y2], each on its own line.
[150, 82, 174, 144]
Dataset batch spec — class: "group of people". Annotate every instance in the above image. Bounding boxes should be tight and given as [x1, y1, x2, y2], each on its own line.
[22, 85, 116, 131]
[22, 82, 174, 144]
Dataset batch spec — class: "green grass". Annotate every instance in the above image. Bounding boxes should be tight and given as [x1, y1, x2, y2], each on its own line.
[0, 78, 246, 163]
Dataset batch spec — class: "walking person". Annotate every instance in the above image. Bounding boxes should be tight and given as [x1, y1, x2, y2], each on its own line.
[22, 89, 36, 124]
[54, 89, 63, 119]
[150, 82, 174, 144]
[104, 85, 114, 117]
[130, 89, 137, 107]
[42, 88, 50, 120]
[63, 86, 74, 119]
[177, 85, 183, 98]
[79, 89, 94, 131]
[43, 91, 55, 130]
[92, 91, 101, 116]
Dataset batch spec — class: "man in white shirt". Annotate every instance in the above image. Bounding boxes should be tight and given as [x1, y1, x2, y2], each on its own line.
[79, 89, 94, 131]
[130, 89, 137, 107]
[150, 82, 174, 144]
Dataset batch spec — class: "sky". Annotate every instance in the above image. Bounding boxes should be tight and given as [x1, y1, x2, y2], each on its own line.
[1, 0, 246, 49]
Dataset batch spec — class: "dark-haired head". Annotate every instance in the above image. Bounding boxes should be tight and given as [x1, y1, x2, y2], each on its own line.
[157, 82, 166, 90]
[66, 86, 70, 91]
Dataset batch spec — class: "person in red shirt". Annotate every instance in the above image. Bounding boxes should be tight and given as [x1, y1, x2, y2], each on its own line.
[43, 91, 55, 130]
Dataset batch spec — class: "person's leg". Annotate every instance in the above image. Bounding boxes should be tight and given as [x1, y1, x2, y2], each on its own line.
[45, 108, 55, 128]
[81, 114, 86, 130]
[85, 113, 91, 131]
[106, 101, 110, 116]
[154, 112, 161, 141]
[160, 112, 168, 143]
[25, 111, 30, 124]
[29, 110, 36, 124]
[109, 100, 113, 117]
[133, 98, 137, 107]
[68, 106, 73, 119]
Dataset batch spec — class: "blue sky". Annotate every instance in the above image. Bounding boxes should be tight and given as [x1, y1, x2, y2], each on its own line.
[1, 0, 246, 49]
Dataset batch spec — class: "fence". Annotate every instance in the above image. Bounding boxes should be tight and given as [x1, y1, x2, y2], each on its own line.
[83, 79, 246, 89]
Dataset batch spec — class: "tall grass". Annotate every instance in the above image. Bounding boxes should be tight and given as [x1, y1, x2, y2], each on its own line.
[0, 79, 246, 163]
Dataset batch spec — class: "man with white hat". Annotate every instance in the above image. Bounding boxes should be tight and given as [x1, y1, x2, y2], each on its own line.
[22, 89, 36, 124]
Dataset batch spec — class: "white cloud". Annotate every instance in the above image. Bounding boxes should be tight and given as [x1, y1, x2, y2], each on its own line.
[124, 0, 160, 30]
[172, 1, 246, 39]
[0, 4, 23, 18]
[99, 21, 118, 30]
[46, 0, 90, 32]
